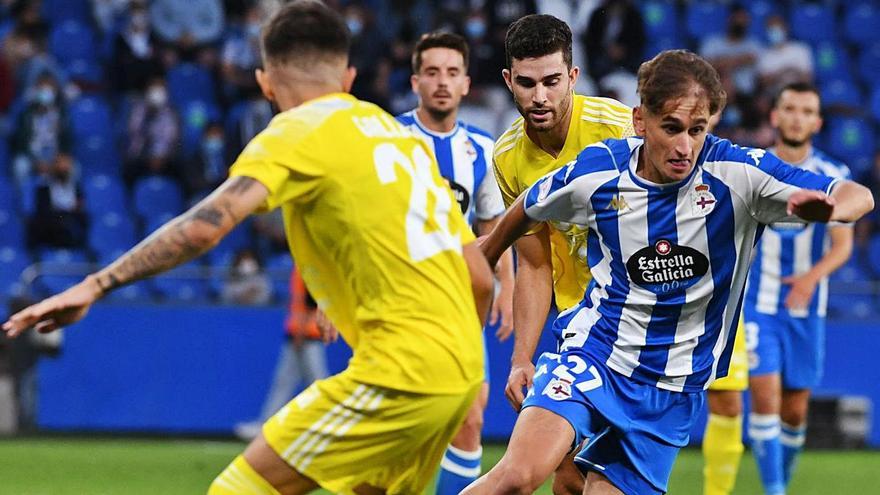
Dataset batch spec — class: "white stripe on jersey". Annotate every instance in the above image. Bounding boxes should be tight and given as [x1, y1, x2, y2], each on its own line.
[756, 230, 782, 313]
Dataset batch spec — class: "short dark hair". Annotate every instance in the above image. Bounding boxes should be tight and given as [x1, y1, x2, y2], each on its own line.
[261, 0, 350, 66]
[637, 50, 727, 116]
[773, 81, 820, 108]
[504, 14, 572, 69]
[412, 31, 470, 73]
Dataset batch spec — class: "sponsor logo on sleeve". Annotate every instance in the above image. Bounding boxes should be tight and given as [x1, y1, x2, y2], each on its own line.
[625, 239, 710, 294]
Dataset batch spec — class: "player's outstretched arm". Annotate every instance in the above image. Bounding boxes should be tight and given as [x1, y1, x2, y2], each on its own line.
[478, 216, 515, 341]
[2, 176, 269, 337]
[479, 196, 537, 267]
[462, 241, 495, 328]
[787, 180, 874, 223]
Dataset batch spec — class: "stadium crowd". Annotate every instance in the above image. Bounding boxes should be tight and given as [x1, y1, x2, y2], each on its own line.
[0, 0, 879, 315]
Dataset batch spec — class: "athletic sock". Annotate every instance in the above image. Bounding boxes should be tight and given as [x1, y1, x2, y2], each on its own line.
[703, 413, 744, 495]
[208, 455, 281, 495]
[436, 445, 482, 495]
[781, 421, 807, 486]
[749, 413, 785, 495]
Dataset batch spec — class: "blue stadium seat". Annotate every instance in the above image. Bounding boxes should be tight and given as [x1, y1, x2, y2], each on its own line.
[644, 35, 685, 60]
[68, 95, 114, 142]
[789, 3, 836, 44]
[180, 100, 222, 157]
[18, 176, 40, 216]
[84, 174, 128, 216]
[132, 176, 184, 220]
[746, 0, 779, 41]
[812, 41, 854, 83]
[75, 135, 122, 176]
[868, 234, 880, 278]
[35, 248, 90, 296]
[843, 2, 880, 47]
[64, 57, 103, 84]
[48, 20, 97, 63]
[142, 212, 177, 238]
[205, 218, 254, 266]
[266, 253, 294, 302]
[824, 117, 874, 176]
[858, 42, 880, 85]
[41, 0, 91, 25]
[868, 85, 880, 122]
[152, 261, 210, 303]
[0, 179, 18, 213]
[167, 63, 217, 108]
[89, 211, 137, 258]
[0, 246, 30, 299]
[819, 78, 861, 108]
[685, 2, 729, 42]
[828, 253, 877, 318]
[640, 0, 678, 40]
[0, 209, 26, 249]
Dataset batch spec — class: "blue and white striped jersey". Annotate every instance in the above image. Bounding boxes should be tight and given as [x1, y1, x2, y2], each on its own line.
[397, 110, 504, 226]
[523, 134, 838, 392]
[744, 147, 851, 318]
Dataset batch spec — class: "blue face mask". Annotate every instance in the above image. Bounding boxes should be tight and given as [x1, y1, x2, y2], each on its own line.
[246, 22, 261, 38]
[36, 86, 56, 106]
[204, 137, 224, 153]
[465, 18, 487, 39]
[346, 17, 363, 36]
[767, 25, 787, 45]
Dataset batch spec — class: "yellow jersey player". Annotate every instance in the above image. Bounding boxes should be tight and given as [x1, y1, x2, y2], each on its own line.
[2, 2, 494, 494]
[492, 14, 632, 494]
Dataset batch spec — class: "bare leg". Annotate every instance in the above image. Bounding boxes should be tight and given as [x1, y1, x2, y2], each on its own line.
[461, 407, 575, 495]
[551, 452, 585, 495]
[780, 389, 810, 427]
[582, 471, 623, 495]
[451, 383, 489, 451]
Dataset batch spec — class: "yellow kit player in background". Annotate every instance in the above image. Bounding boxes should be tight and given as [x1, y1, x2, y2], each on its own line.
[490, 14, 632, 495]
[701, 111, 748, 495]
[2, 2, 494, 494]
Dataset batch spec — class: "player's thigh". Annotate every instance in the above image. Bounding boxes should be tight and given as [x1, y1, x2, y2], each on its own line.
[551, 452, 585, 495]
[263, 374, 478, 494]
[781, 317, 825, 389]
[745, 312, 782, 378]
[583, 470, 624, 495]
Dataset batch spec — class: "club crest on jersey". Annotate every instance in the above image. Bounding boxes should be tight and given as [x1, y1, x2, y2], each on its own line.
[543, 377, 573, 401]
[691, 184, 716, 216]
[626, 239, 710, 294]
[537, 176, 553, 202]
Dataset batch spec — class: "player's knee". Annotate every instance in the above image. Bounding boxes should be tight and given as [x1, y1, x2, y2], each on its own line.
[490, 462, 544, 494]
[781, 407, 808, 427]
[551, 474, 583, 495]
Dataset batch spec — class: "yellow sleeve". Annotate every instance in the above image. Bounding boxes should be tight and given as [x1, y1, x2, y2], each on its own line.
[228, 115, 324, 212]
[493, 155, 521, 208]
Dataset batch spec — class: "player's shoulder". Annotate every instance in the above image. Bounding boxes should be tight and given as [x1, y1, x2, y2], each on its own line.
[572, 136, 638, 175]
[810, 147, 852, 179]
[461, 122, 495, 150]
[395, 110, 417, 127]
[701, 134, 767, 167]
[577, 94, 632, 130]
[493, 116, 525, 162]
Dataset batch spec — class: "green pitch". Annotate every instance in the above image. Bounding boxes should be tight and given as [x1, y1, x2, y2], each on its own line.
[0, 437, 877, 494]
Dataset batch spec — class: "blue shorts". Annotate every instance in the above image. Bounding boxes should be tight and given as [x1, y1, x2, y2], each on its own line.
[744, 308, 825, 389]
[523, 350, 704, 494]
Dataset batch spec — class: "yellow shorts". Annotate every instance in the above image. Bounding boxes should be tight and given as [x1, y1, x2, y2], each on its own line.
[709, 319, 748, 391]
[262, 371, 480, 495]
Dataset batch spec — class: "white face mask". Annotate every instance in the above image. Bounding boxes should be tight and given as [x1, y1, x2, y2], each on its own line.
[237, 259, 259, 276]
[767, 25, 787, 45]
[146, 86, 167, 107]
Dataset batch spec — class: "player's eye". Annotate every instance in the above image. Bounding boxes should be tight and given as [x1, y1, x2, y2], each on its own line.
[545, 78, 560, 86]
[662, 125, 680, 135]
[689, 126, 705, 136]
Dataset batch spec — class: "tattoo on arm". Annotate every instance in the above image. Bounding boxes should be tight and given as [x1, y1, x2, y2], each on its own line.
[94, 177, 260, 294]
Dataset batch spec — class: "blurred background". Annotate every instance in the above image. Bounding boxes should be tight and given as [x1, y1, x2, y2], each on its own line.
[0, 0, 878, 493]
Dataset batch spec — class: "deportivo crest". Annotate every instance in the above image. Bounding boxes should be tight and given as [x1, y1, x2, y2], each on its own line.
[626, 240, 710, 294]
[691, 184, 716, 216]
[536, 176, 553, 202]
[543, 377, 573, 401]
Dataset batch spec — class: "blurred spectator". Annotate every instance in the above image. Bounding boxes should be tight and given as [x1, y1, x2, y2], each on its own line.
[11, 73, 72, 186]
[92, 0, 135, 34]
[582, 0, 645, 83]
[221, 249, 272, 305]
[123, 76, 180, 185]
[183, 121, 229, 196]
[700, 4, 763, 98]
[757, 14, 813, 91]
[538, 0, 599, 72]
[345, 2, 390, 108]
[2, 1, 47, 77]
[149, 0, 225, 46]
[233, 267, 327, 440]
[27, 153, 88, 250]
[220, 2, 265, 102]
[462, 9, 506, 94]
[110, 1, 162, 94]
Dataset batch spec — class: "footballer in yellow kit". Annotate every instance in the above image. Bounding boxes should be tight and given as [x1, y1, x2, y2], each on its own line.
[494, 93, 632, 309]
[225, 92, 485, 494]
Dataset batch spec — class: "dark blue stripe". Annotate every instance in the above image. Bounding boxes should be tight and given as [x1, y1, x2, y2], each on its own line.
[586, 176, 630, 364]
[778, 233, 795, 313]
[686, 172, 737, 389]
[432, 135, 455, 182]
[634, 187, 684, 380]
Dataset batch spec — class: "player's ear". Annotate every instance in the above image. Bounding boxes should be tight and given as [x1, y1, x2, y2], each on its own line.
[569, 66, 579, 89]
[462, 74, 471, 97]
[342, 65, 357, 93]
[633, 106, 646, 137]
[410, 73, 419, 93]
[769, 108, 779, 129]
[502, 68, 513, 92]
[814, 114, 824, 134]
[255, 68, 275, 103]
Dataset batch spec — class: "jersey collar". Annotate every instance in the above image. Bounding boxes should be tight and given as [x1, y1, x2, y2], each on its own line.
[411, 110, 460, 139]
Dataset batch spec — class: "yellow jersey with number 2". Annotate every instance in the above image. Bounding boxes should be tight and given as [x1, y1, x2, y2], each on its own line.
[229, 92, 483, 395]
[493, 94, 633, 311]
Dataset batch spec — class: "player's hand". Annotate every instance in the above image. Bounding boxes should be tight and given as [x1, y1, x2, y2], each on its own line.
[782, 272, 818, 311]
[2, 277, 102, 338]
[315, 309, 338, 344]
[787, 190, 835, 222]
[505, 361, 535, 412]
[490, 286, 514, 342]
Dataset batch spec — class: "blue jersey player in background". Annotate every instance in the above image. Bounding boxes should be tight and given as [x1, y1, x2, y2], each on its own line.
[396, 32, 515, 495]
[465, 50, 873, 495]
[744, 82, 854, 495]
